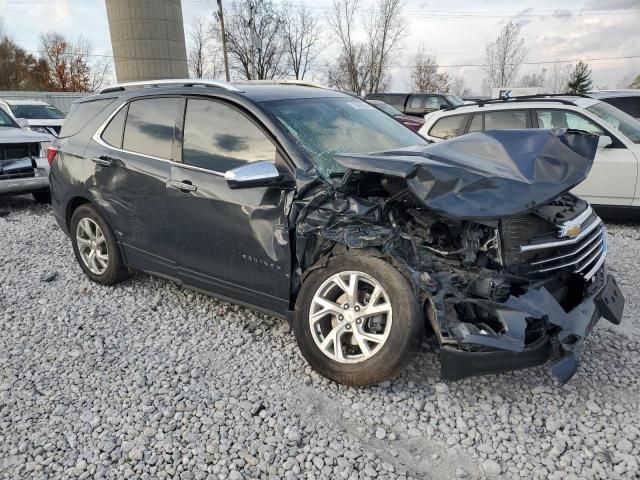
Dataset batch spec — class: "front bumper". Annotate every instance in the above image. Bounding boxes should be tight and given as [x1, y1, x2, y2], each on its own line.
[0, 156, 49, 195]
[440, 272, 624, 383]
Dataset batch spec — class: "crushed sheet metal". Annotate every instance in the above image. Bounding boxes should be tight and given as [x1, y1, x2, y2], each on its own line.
[334, 128, 599, 220]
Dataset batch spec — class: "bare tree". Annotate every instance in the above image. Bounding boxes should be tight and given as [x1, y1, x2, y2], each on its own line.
[631, 74, 640, 89]
[409, 46, 450, 92]
[546, 63, 570, 93]
[40, 33, 109, 92]
[326, 0, 367, 93]
[281, 3, 323, 80]
[365, 0, 404, 93]
[484, 21, 527, 88]
[326, 0, 404, 95]
[188, 17, 208, 78]
[519, 68, 546, 88]
[450, 75, 472, 97]
[188, 16, 225, 79]
[212, 0, 287, 80]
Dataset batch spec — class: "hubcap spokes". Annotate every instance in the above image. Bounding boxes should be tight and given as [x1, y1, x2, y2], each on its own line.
[76, 218, 108, 275]
[309, 271, 392, 364]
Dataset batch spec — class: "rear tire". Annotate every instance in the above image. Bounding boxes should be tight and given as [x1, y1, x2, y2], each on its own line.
[32, 189, 51, 204]
[70, 204, 129, 286]
[293, 255, 423, 386]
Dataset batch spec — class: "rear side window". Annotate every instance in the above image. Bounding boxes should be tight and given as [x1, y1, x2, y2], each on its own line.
[409, 96, 423, 109]
[122, 98, 180, 160]
[182, 99, 276, 172]
[101, 105, 127, 148]
[60, 98, 115, 138]
[383, 95, 406, 109]
[429, 114, 469, 139]
[424, 96, 441, 110]
[484, 110, 528, 130]
[536, 109, 604, 135]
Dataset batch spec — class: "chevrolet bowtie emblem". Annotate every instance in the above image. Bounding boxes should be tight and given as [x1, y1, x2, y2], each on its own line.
[565, 224, 581, 238]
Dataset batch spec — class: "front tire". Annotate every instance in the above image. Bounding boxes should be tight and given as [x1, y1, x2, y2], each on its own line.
[70, 204, 129, 285]
[294, 255, 423, 386]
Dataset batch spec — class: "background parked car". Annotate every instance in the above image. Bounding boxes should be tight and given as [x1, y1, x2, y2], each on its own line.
[419, 95, 640, 215]
[0, 99, 66, 136]
[588, 90, 640, 120]
[0, 107, 52, 203]
[364, 92, 464, 118]
[366, 99, 425, 132]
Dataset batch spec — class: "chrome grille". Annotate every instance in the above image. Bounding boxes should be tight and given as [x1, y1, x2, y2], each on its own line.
[516, 208, 607, 280]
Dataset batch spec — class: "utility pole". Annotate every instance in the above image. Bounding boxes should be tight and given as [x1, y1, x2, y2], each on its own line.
[216, 0, 231, 81]
[248, 1, 257, 80]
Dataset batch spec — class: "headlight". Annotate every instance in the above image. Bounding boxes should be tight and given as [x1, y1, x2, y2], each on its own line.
[31, 126, 50, 134]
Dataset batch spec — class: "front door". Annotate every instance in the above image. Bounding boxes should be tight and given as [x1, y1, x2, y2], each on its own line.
[167, 97, 292, 314]
[534, 109, 637, 206]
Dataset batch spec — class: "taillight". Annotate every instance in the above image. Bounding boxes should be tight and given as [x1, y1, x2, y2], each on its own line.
[47, 146, 59, 166]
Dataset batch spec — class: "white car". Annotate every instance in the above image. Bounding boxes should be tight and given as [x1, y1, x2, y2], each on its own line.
[419, 96, 640, 214]
[0, 99, 65, 136]
[0, 108, 52, 202]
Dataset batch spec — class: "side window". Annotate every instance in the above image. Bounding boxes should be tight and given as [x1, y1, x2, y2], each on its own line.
[468, 113, 482, 133]
[536, 109, 604, 135]
[408, 96, 423, 109]
[384, 96, 405, 109]
[122, 98, 180, 159]
[429, 114, 469, 139]
[182, 99, 276, 173]
[101, 105, 127, 148]
[484, 110, 528, 130]
[424, 96, 441, 110]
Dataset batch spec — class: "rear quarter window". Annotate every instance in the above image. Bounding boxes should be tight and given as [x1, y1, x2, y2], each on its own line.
[59, 98, 115, 138]
[429, 114, 469, 139]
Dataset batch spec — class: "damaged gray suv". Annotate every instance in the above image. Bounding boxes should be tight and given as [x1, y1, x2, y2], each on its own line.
[49, 80, 624, 385]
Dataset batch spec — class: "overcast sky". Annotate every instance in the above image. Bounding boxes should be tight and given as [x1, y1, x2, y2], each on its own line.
[1, 0, 638, 93]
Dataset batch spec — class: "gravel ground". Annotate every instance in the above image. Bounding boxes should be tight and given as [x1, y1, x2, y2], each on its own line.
[1, 195, 639, 480]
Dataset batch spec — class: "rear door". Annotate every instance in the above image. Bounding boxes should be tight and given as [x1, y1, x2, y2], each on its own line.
[87, 96, 182, 274]
[533, 108, 637, 206]
[167, 97, 292, 314]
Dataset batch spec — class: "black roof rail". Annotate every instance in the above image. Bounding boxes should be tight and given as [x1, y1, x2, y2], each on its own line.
[442, 93, 592, 112]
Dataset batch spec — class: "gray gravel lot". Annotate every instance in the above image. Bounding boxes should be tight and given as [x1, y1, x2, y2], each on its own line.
[1, 195, 639, 479]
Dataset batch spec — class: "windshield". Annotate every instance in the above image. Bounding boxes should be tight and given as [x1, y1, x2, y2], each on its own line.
[374, 102, 402, 116]
[10, 104, 65, 120]
[445, 94, 464, 106]
[263, 97, 427, 179]
[0, 109, 18, 127]
[586, 102, 640, 144]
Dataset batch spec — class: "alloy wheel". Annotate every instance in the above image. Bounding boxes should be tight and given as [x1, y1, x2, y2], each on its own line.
[309, 270, 393, 364]
[75, 217, 109, 275]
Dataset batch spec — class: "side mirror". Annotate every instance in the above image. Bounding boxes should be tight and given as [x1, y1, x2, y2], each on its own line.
[597, 135, 612, 149]
[439, 104, 448, 110]
[224, 160, 282, 189]
[16, 118, 29, 128]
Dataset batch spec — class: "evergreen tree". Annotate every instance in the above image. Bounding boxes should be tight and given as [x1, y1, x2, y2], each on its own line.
[566, 61, 592, 94]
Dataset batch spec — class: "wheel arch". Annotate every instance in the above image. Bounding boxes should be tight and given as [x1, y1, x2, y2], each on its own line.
[65, 195, 92, 230]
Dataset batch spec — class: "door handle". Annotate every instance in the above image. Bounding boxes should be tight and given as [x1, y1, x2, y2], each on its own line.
[168, 180, 197, 192]
[91, 157, 112, 167]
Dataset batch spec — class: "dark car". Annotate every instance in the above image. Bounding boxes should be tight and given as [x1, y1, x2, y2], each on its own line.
[49, 80, 623, 386]
[588, 90, 640, 120]
[364, 92, 464, 118]
[366, 99, 425, 132]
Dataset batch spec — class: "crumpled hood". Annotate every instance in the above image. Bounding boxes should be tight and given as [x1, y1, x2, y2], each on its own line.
[335, 128, 598, 220]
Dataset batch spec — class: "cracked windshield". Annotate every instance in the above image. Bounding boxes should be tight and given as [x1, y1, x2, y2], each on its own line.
[263, 97, 427, 179]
